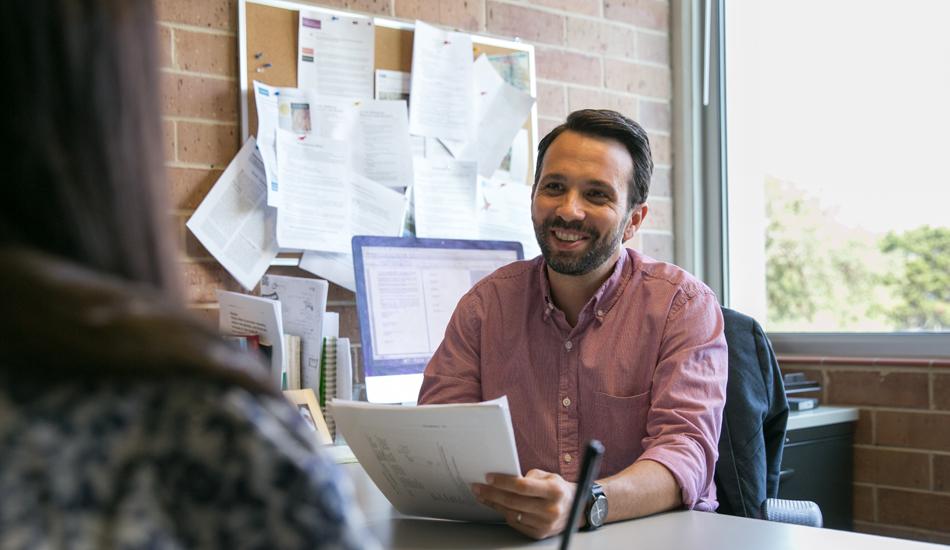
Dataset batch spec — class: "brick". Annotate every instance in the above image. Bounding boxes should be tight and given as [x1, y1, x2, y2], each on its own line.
[487, 2, 564, 45]
[186, 306, 219, 328]
[327, 304, 361, 344]
[855, 521, 950, 545]
[566, 18, 636, 59]
[538, 117, 562, 138]
[603, 0, 668, 32]
[877, 411, 950, 452]
[174, 30, 237, 77]
[177, 123, 239, 168]
[649, 166, 670, 197]
[853, 484, 874, 522]
[567, 86, 637, 117]
[855, 409, 873, 445]
[156, 0, 236, 31]
[854, 448, 930, 489]
[640, 232, 673, 262]
[878, 488, 950, 532]
[605, 59, 671, 99]
[163, 120, 176, 162]
[161, 73, 238, 122]
[184, 229, 213, 260]
[395, 0, 484, 31]
[537, 47, 602, 87]
[935, 374, 950, 410]
[827, 369, 929, 409]
[159, 25, 173, 69]
[638, 99, 670, 134]
[311, 0, 391, 15]
[537, 82, 567, 119]
[524, 0, 600, 16]
[936, 455, 950, 493]
[328, 283, 357, 303]
[642, 197, 671, 232]
[182, 261, 242, 303]
[651, 133, 671, 165]
[168, 167, 223, 210]
[636, 30, 669, 64]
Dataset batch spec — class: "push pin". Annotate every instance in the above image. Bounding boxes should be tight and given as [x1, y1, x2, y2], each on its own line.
[255, 62, 272, 73]
[254, 51, 264, 59]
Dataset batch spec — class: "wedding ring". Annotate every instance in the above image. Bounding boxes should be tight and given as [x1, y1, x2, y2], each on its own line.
[516, 513, 523, 523]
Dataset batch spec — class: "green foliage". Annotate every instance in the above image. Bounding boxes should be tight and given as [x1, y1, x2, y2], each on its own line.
[879, 226, 950, 330]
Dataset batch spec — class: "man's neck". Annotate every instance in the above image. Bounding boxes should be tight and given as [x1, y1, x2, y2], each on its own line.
[547, 248, 623, 327]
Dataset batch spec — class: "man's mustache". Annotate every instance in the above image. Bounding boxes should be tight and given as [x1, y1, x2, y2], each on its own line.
[544, 218, 598, 238]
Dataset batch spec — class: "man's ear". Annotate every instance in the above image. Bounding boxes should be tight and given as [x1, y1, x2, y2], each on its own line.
[623, 203, 648, 242]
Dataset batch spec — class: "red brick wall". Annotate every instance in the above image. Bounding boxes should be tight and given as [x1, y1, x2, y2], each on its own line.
[158, 0, 673, 363]
[781, 358, 950, 544]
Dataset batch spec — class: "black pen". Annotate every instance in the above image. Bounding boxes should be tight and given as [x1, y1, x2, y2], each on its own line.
[559, 440, 605, 550]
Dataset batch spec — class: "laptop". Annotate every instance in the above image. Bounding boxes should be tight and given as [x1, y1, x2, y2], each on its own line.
[352, 236, 523, 404]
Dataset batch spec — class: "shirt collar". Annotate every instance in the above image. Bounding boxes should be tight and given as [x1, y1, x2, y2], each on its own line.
[538, 248, 633, 324]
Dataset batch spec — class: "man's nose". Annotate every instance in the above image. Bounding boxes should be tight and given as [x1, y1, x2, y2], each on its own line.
[555, 191, 586, 221]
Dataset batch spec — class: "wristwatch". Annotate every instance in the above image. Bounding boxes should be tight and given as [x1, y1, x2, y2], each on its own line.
[583, 483, 608, 530]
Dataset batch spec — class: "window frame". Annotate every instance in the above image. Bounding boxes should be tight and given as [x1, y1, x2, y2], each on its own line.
[672, 0, 950, 359]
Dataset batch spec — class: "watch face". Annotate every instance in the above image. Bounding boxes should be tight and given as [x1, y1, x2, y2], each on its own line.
[589, 496, 608, 527]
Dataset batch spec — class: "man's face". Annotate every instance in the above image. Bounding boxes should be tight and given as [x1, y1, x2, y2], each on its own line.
[531, 131, 645, 276]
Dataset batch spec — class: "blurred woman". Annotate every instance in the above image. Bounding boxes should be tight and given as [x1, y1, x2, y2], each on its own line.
[0, 2, 375, 548]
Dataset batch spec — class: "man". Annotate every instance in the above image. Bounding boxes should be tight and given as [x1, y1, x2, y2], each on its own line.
[418, 109, 727, 539]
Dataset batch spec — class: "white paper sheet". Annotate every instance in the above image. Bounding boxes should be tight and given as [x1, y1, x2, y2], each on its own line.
[217, 290, 284, 387]
[323, 311, 340, 339]
[441, 55, 535, 178]
[186, 137, 278, 290]
[408, 21, 474, 141]
[298, 174, 407, 290]
[413, 158, 479, 239]
[491, 128, 530, 186]
[375, 69, 410, 101]
[297, 11, 375, 100]
[330, 396, 521, 522]
[278, 88, 358, 141]
[478, 178, 540, 259]
[260, 274, 329, 392]
[275, 129, 351, 252]
[253, 81, 281, 206]
[353, 100, 414, 189]
[336, 337, 352, 402]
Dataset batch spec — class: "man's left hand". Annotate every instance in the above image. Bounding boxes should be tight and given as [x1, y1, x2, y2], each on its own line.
[472, 469, 577, 540]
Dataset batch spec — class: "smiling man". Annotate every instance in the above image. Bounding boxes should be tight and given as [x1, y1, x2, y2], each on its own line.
[418, 109, 727, 539]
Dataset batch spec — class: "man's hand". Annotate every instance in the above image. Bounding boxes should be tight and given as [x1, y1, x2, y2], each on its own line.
[471, 469, 577, 540]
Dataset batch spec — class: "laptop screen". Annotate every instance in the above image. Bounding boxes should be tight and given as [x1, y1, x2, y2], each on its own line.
[353, 236, 523, 404]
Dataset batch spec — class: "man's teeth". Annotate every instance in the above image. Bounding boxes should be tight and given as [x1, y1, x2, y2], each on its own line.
[554, 231, 583, 242]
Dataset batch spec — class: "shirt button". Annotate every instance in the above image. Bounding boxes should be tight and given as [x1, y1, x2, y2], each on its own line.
[562, 397, 571, 407]
[563, 453, 573, 463]
[596, 309, 605, 317]
[564, 340, 573, 351]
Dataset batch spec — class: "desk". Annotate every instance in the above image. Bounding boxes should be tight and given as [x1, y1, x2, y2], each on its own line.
[342, 463, 942, 550]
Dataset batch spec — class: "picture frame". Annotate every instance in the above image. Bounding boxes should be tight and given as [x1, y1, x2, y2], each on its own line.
[283, 389, 333, 445]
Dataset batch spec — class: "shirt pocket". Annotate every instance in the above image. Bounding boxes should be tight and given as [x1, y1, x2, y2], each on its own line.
[581, 390, 651, 477]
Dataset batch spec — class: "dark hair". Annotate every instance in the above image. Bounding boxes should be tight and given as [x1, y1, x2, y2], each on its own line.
[533, 109, 654, 210]
[0, 0, 179, 297]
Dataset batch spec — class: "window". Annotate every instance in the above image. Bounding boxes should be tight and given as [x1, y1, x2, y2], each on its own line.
[678, 0, 950, 356]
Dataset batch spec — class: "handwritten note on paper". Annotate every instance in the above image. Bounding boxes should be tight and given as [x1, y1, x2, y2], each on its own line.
[408, 21, 474, 141]
[186, 137, 278, 290]
[297, 11, 375, 100]
[330, 397, 521, 522]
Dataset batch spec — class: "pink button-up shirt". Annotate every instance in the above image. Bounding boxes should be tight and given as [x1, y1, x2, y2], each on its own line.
[418, 248, 727, 511]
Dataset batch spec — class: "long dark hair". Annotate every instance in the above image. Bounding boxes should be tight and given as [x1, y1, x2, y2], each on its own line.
[0, 0, 179, 297]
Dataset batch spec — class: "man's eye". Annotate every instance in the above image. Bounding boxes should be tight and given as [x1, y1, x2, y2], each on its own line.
[542, 182, 563, 191]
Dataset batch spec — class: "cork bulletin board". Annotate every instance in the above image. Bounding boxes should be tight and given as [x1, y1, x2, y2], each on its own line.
[237, 0, 539, 182]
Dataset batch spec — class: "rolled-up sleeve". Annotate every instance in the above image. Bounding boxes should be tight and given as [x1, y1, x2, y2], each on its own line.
[417, 293, 484, 405]
[637, 287, 727, 510]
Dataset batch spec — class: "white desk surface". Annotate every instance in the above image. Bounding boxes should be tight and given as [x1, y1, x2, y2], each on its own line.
[787, 405, 860, 431]
[342, 463, 941, 550]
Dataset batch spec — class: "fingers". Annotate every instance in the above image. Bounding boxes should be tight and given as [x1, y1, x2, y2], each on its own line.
[484, 470, 564, 500]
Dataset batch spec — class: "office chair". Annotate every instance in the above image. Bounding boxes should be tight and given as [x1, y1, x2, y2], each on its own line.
[714, 307, 823, 528]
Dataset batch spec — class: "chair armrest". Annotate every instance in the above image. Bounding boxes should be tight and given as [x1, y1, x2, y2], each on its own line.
[760, 498, 823, 528]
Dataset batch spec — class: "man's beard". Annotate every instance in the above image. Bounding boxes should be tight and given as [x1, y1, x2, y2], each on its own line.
[534, 217, 625, 276]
